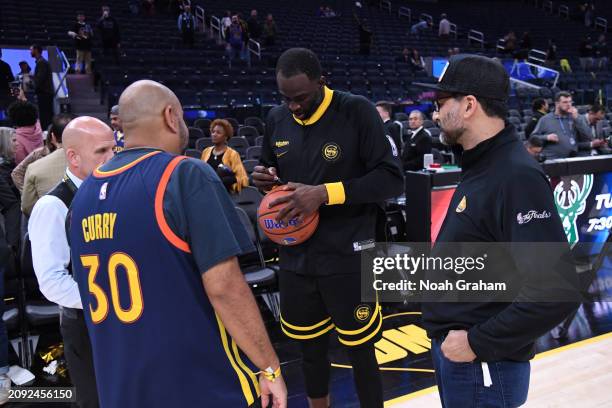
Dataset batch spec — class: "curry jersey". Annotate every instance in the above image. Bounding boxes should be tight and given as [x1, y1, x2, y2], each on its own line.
[69, 150, 260, 407]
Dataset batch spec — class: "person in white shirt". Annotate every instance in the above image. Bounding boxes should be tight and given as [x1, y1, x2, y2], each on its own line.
[29, 116, 115, 408]
[439, 13, 451, 39]
[221, 10, 232, 39]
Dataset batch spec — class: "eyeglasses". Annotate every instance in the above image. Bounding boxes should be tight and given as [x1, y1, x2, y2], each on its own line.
[433, 97, 452, 113]
[433, 94, 464, 112]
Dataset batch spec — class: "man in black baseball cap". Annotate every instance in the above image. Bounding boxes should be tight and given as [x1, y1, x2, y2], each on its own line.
[418, 55, 580, 407]
[416, 54, 510, 148]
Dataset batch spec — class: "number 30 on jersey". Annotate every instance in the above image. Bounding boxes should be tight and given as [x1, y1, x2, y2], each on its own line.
[80, 253, 144, 324]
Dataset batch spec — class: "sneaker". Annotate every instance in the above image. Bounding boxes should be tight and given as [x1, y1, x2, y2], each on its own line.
[0, 374, 10, 405]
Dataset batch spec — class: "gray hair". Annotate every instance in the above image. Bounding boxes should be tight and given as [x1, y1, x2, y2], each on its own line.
[0, 127, 15, 161]
[409, 110, 425, 120]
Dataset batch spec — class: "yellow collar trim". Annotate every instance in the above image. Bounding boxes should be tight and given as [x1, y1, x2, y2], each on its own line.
[292, 86, 333, 126]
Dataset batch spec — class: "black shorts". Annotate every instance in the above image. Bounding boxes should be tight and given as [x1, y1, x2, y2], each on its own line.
[278, 270, 382, 347]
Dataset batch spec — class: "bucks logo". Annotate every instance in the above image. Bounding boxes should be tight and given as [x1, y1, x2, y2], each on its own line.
[553, 174, 593, 244]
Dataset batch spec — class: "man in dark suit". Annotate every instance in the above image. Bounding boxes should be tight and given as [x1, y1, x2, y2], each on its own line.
[375, 101, 402, 155]
[524, 98, 548, 138]
[401, 110, 432, 171]
[30, 44, 54, 129]
[0, 49, 15, 110]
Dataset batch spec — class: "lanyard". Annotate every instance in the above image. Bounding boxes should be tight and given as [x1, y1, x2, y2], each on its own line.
[557, 117, 568, 136]
[62, 173, 78, 195]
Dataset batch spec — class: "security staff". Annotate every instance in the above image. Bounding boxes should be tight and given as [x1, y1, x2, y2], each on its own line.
[253, 48, 404, 408]
[29, 117, 116, 408]
[375, 101, 402, 155]
[401, 110, 432, 171]
[417, 54, 580, 408]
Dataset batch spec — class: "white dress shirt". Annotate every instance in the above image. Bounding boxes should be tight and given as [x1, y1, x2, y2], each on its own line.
[28, 168, 83, 309]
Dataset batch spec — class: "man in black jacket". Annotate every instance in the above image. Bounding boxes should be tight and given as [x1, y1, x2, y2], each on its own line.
[97, 6, 121, 63]
[252, 48, 404, 408]
[69, 12, 94, 74]
[418, 54, 580, 408]
[401, 110, 432, 171]
[375, 101, 402, 156]
[0, 50, 15, 111]
[524, 98, 548, 138]
[30, 45, 54, 129]
[247, 10, 261, 41]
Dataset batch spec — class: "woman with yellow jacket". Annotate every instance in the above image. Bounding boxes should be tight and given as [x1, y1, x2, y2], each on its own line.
[200, 119, 249, 193]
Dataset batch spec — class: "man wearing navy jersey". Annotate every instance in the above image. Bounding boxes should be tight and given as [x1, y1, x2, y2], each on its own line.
[69, 80, 286, 408]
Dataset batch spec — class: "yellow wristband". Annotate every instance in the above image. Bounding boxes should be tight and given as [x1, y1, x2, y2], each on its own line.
[261, 366, 281, 382]
[324, 182, 346, 205]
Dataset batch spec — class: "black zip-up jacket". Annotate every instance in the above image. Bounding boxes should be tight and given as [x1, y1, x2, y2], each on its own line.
[421, 124, 580, 362]
[260, 87, 404, 275]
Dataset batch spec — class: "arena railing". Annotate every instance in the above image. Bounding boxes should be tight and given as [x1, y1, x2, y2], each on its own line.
[468, 29, 484, 49]
[449, 22, 458, 40]
[528, 48, 547, 64]
[210, 15, 222, 42]
[496, 38, 507, 54]
[595, 17, 608, 32]
[398, 6, 411, 24]
[380, 0, 391, 14]
[248, 39, 261, 61]
[195, 6, 205, 32]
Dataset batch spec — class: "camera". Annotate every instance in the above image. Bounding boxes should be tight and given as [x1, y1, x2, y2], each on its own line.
[9, 80, 21, 97]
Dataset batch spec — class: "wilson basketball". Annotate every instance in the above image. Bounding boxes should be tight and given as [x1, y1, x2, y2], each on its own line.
[257, 188, 319, 246]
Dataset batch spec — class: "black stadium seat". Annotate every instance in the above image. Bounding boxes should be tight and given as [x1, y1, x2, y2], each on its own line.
[188, 127, 204, 149]
[195, 137, 213, 151]
[233, 207, 279, 320]
[246, 146, 262, 160]
[229, 137, 250, 159]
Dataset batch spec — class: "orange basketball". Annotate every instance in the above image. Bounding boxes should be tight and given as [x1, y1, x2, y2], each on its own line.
[257, 188, 319, 246]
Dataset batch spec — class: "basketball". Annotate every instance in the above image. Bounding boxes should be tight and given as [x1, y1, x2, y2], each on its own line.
[257, 188, 319, 246]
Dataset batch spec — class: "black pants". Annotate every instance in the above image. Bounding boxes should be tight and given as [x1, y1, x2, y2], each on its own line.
[35, 93, 54, 129]
[60, 308, 99, 408]
[182, 30, 194, 47]
[279, 271, 383, 407]
[102, 42, 120, 64]
[300, 334, 383, 407]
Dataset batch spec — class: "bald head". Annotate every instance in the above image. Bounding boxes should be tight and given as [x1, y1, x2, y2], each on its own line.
[63, 116, 116, 180]
[119, 80, 179, 127]
[118, 80, 188, 154]
[63, 116, 113, 150]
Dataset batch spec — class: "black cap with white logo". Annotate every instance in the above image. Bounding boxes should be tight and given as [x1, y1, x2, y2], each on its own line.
[416, 54, 510, 101]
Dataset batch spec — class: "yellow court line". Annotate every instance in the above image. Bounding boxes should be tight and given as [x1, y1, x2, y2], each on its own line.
[533, 331, 612, 360]
[383, 331, 612, 407]
[382, 311, 422, 320]
[331, 363, 434, 373]
[384, 386, 439, 407]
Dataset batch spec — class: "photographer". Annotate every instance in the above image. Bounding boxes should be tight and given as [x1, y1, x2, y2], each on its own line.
[17, 62, 35, 99]
[68, 11, 94, 74]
